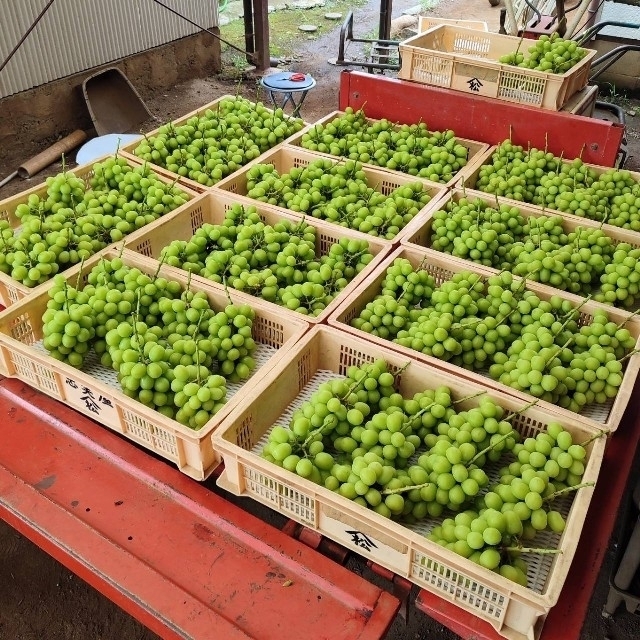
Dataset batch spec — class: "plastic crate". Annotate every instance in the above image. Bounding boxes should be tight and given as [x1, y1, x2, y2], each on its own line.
[418, 16, 489, 33]
[560, 84, 598, 117]
[213, 146, 447, 242]
[0, 155, 199, 310]
[124, 190, 393, 324]
[213, 325, 605, 640]
[398, 25, 597, 111]
[327, 245, 640, 435]
[462, 148, 640, 227]
[285, 110, 491, 188]
[119, 95, 307, 193]
[0, 248, 309, 481]
[401, 187, 640, 307]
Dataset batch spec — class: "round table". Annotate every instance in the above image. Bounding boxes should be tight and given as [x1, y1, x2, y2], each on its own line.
[260, 72, 316, 118]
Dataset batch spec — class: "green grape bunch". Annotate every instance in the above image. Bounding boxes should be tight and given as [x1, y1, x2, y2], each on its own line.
[159, 204, 375, 317]
[40, 257, 261, 430]
[4, 157, 189, 288]
[132, 97, 304, 186]
[300, 107, 470, 184]
[499, 33, 588, 74]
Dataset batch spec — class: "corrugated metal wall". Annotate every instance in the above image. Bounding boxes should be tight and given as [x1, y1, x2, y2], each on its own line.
[0, 0, 219, 98]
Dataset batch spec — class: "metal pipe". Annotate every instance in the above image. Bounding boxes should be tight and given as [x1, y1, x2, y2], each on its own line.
[576, 20, 640, 45]
[566, 0, 596, 38]
[589, 43, 640, 80]
[503, 0, 519, 35]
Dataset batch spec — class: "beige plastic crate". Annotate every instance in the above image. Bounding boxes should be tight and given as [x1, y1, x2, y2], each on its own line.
[560, 84, 598, 117]
[0, 155, 198, 310]
[214, 146, 447, 241]
[327, 245, 640, 434]
[462, 148, 640, 229]
[418, 16, 489, 33]
[398, 25, 597, 111]
[0, 248, 309, 480]
[124, 190, 393, 324]
[285, 110, 491, 188]
[119, 94, 307, 193]
[402, 187, 640, 303]
[213, 325, 605, 640]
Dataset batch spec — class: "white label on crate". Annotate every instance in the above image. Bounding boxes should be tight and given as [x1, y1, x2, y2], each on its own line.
[319, 506, 410, 572]
[62, 376, 118, 426]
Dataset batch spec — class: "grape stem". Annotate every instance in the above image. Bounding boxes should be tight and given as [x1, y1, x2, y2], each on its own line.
[504, 546, 562, 555]
[132, 292, 145, 360]
[545, 338, 574, 367]
[340, 370, 371, 401]
[382, 481, 432, 495]
[62, 279, 70, 310]
[401, 402, 436, 435]
[554, 295, 592, 335]
[544, 481, 595, 502]
[503, 398, 539, 422]
[392, 361, 411, 380]
[152, 251, 167, 281]
[75, 255, 86, 291]
[452, 390, 486, 405]
[299, 415, 337, 450]
[468, 430, 515, 467]
[617, 307, 640, 328]
[618, 348, 640, 364]
[578, 429, 609, 447]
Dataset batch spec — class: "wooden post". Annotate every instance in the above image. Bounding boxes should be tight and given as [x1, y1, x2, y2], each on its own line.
[253, 0, 270, 71]
[243, 0, 255, 65]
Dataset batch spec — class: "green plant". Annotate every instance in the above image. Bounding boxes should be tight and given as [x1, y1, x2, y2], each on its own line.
[599, 82, 632, 108]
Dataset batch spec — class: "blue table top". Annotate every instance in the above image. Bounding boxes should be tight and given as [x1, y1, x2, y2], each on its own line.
[261, 72, 316, 91]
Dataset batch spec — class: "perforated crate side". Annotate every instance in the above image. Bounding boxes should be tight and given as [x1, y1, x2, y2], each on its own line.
[412, 554, 507, 622]
[498, 69, 548, 107]
[242, 466, 318, 526]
